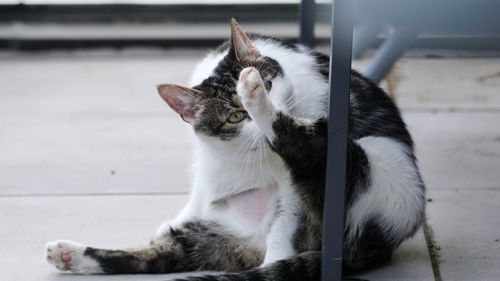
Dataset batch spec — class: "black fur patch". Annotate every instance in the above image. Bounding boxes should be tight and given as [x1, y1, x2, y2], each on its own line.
[343, 218, 393, 273]
[173, 251, 320, 281]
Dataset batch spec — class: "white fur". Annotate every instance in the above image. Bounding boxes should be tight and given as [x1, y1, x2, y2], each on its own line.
[46, 240, 103, 274]
[348, 137, 425, 243]
[158, 38, 423, 267]
[156, 40, 328, 263]
[261, 175, 301, 265]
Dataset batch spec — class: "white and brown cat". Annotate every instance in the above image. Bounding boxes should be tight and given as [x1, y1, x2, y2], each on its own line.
[46, 19, 425, 280]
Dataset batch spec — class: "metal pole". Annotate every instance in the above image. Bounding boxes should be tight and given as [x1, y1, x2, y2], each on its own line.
[321, 0, 353, 280]
[299, 0, 316, 46]
[352, 20, 384, 59]
[363, 27, 418, 83]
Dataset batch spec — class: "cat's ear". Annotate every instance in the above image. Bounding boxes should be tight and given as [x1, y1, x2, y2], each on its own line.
[157, 84, 201, 124]
[230, 18, 261, 61]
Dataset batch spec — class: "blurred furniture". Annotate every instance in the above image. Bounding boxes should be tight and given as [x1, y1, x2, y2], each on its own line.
[301, 0, 500, 83]
[355, 0, 500, 83]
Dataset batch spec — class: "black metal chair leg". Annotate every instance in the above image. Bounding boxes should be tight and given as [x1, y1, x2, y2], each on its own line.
[352, 20, 384, 59]
[363, 27, 418, 83]
[321, 0, 354, 281]
[299, 0, 316, 46]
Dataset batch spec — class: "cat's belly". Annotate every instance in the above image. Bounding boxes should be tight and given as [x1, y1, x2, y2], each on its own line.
[211, 182, 279, 233]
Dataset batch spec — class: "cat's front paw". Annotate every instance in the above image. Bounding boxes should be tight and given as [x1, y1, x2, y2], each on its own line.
[237, 67, 276, 139]
[237, 67, 267, 102]
[45, 240, 102, 274]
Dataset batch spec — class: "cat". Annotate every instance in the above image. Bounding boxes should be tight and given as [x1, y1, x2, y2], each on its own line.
[45, 19, 425, 280]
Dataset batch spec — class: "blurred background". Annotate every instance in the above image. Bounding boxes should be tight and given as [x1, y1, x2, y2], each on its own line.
[0, 1, 499, 281]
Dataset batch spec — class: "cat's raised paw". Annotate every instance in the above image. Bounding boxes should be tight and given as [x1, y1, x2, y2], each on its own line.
[45, 240, 102, 274]
[237, 67, 267, 102]
[237, 67, 276, 139]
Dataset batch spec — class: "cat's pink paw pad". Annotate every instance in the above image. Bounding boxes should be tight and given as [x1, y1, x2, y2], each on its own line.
[236, 67, 276, 138]
[46, 241, 77, 270]
[45, 240, 101, 274]
[61, 251, 74, 263]
[237, 67, 265, 100]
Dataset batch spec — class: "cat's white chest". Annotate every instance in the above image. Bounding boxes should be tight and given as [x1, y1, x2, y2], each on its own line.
[194, 144, 287, 236]
[212, 183, 279, 229]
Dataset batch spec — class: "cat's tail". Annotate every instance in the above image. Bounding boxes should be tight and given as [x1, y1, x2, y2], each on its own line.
[174, 251, 320, 281]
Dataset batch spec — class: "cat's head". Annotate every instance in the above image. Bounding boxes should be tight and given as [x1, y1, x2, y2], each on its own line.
[157, 19, 293, 145]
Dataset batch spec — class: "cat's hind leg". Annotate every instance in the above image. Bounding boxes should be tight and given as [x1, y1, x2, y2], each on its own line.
[45, 239, 175, 274]
[46, 220, 263, 274]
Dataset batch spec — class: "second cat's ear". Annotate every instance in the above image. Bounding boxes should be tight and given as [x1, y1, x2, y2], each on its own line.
[157, 84, 201, 124]
[230, 18, 261, 61]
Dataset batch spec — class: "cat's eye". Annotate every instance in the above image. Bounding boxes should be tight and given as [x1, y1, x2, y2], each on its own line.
[227, 110, 247, 124]
[264, 81, 272, 91]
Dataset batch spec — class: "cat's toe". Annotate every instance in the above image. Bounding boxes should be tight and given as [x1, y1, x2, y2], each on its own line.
[45, 240, 102, 274]
[238, 67, 266, 101]
[237, 67, 276, 139]
[46, 241, 69, 271]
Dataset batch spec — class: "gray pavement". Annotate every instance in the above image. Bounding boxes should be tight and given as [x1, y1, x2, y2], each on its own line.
[0, 50, 197, 196]
[1, 49, 499, 281]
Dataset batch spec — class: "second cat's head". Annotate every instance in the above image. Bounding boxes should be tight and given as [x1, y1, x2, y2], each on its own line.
[157, 19, 293, 144]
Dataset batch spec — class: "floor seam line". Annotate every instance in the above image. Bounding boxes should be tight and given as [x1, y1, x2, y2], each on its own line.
[423, 216, 443, 281]
[0, 192, 189, 198]
[401, 107, 500, 113]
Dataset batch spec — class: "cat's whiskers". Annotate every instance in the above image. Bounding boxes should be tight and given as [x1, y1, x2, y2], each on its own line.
[254, 60, 265, 74]
[257, 137, 269, 179]
[227, 132, 263, 173]
[243, 138, 259, 172]
[239, 132, 268, 175]
[283, 90, 313, 112]
[283, 92, 296, 109]
[247, 132, 266, 172]
[231, 137, 255, 167]
[200, 98, 232, 106]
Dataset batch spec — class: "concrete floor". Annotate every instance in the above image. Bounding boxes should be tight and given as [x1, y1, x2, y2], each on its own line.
[0, 48, 499, 281]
